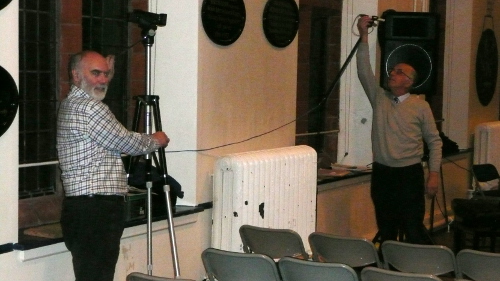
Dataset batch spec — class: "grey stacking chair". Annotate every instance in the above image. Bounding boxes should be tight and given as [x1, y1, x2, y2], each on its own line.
[308, 232, 382, 269]
[201, 247, 281, 281]
[361, 267, 443, 281]
[381, 240, 459, 278]
[239, 224, 309, 260]
[456, 249, 500, 281]
[278, 256, 359, 281]
[126, 272, 194, 281]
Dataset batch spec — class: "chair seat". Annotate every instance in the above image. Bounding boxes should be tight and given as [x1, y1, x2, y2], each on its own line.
[278, 257, 359, 281]
[361, 267, 442, 281]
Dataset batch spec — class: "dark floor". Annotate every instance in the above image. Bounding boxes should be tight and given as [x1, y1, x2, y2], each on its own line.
[429, 223, 500, 254]
[430, 225, 455, 249]
[371, 222, 500, 254]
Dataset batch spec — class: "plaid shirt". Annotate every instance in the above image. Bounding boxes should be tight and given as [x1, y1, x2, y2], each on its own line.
[57, 86, 161, 196]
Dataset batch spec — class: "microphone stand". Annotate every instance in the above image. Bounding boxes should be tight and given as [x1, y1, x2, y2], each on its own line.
[129, 25, 181, 277]
[325, 37, 362, 101]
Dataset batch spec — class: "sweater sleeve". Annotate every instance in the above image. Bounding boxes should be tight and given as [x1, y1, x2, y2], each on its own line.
[422, 105, 442, 172]
[356, 42, 380, 105]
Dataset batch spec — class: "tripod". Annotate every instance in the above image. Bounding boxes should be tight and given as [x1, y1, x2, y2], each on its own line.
[127, 24, 181, 277]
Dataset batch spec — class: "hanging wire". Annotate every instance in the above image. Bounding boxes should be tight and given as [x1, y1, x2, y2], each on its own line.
[126, 13, 365, 154]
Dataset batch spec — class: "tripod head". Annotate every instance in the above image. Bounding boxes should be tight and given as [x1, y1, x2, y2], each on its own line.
[128, 9, 167, 45]
[129, 9, 167, 30]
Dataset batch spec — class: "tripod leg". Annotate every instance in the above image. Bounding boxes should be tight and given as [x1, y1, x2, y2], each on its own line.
[145, 155, 154, 275]
[147, 97, 181, 277]
[132, 96, 145, 132]
[151, 95, 163, 132]
[125, 97, 145, 177]
[156, 146, 181, 277]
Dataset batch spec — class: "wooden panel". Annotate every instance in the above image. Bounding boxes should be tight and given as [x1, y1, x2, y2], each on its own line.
[379, 0, 427, 14]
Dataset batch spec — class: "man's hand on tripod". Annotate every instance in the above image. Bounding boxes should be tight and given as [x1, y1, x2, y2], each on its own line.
[152, 131, 170, 147]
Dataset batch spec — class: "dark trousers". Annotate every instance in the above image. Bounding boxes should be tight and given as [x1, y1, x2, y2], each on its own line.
[371, 162, 431, 244]
[61, 195, 125, 281]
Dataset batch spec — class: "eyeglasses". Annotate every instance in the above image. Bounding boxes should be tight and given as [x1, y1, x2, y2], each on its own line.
[389, 68, 413, 80]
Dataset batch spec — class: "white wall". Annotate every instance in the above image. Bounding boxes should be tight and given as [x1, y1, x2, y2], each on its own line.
[150, 0, 298, 206]
[0, 0, 18, 246]
[148, 1, 200, 206]
[442, 0, 473, 148]
[337, 0, 378, 166]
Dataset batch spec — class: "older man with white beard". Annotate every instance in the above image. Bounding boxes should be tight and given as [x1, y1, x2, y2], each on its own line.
[57, 50, 170, 281]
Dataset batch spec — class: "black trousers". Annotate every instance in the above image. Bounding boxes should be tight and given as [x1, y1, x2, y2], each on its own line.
[61, 195, 125, 281]
[371, 162, 431, 244]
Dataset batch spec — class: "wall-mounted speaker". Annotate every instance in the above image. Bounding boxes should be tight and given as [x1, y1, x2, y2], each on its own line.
[378, 11, 440, 95]
[0, 65, 18, 138]
[0, 0, 12, 10]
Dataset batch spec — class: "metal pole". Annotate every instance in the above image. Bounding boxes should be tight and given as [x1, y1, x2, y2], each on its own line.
[144, 28, 155, 276]
[151, 98, 181, 277]
[141, 27, 181, 277]
[164, 175, 181, 276]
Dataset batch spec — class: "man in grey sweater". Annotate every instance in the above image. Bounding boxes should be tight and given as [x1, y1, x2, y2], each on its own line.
[357, 16, 442, 244]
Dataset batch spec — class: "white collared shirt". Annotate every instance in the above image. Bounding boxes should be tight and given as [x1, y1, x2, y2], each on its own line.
[393, 93, 410, 104]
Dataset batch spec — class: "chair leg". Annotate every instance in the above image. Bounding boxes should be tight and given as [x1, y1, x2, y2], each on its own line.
[490, 234, 496, 252]
[473, 233, 480, 250]
[453, 228, 463, 254]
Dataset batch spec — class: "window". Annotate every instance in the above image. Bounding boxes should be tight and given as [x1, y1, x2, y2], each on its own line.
[18, 0, 147, 231]
[82, 0, 130, 125]
[296, 1, 342, 168]
[18, 0, 58, 199]
[19, 0, 131, 200]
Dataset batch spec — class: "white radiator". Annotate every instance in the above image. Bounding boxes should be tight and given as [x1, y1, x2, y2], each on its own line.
[211, 145, 317, 253]
[474, 121, 500, 190]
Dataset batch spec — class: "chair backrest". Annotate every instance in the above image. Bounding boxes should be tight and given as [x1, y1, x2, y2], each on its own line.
[278, 257, 359, 281]
[472, 164, 500, 183]
[201, 247, 281, 281]
[308, 232, 382, 268]
[361, 267, 443, 281]
[381, 240, 458, 277]
[126, 272, 194, 281]
[239, 224, 309, 260]
[457, 249, 500, 281]
[472, 164, 500, 193]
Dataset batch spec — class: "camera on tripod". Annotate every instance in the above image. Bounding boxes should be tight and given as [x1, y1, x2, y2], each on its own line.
[128, 9, 167, 30]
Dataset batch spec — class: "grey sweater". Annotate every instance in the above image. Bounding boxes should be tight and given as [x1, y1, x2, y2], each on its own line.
[356, 42, 442, 172]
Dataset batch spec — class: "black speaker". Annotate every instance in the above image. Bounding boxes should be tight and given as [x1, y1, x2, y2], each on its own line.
[378, 11, 440, 95]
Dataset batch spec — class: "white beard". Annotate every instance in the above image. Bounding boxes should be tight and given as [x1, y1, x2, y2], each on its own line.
[80, 78, 107, 101]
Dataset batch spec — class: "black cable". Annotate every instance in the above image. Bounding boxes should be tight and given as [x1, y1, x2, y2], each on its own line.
[431, 154, 473, 230]
[443, 155, 472, 173]
[119, 33, 316, 154]
[166, 37, 363, 154]
[121, 16, 365, 154]
[166, 95, 332, 153]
